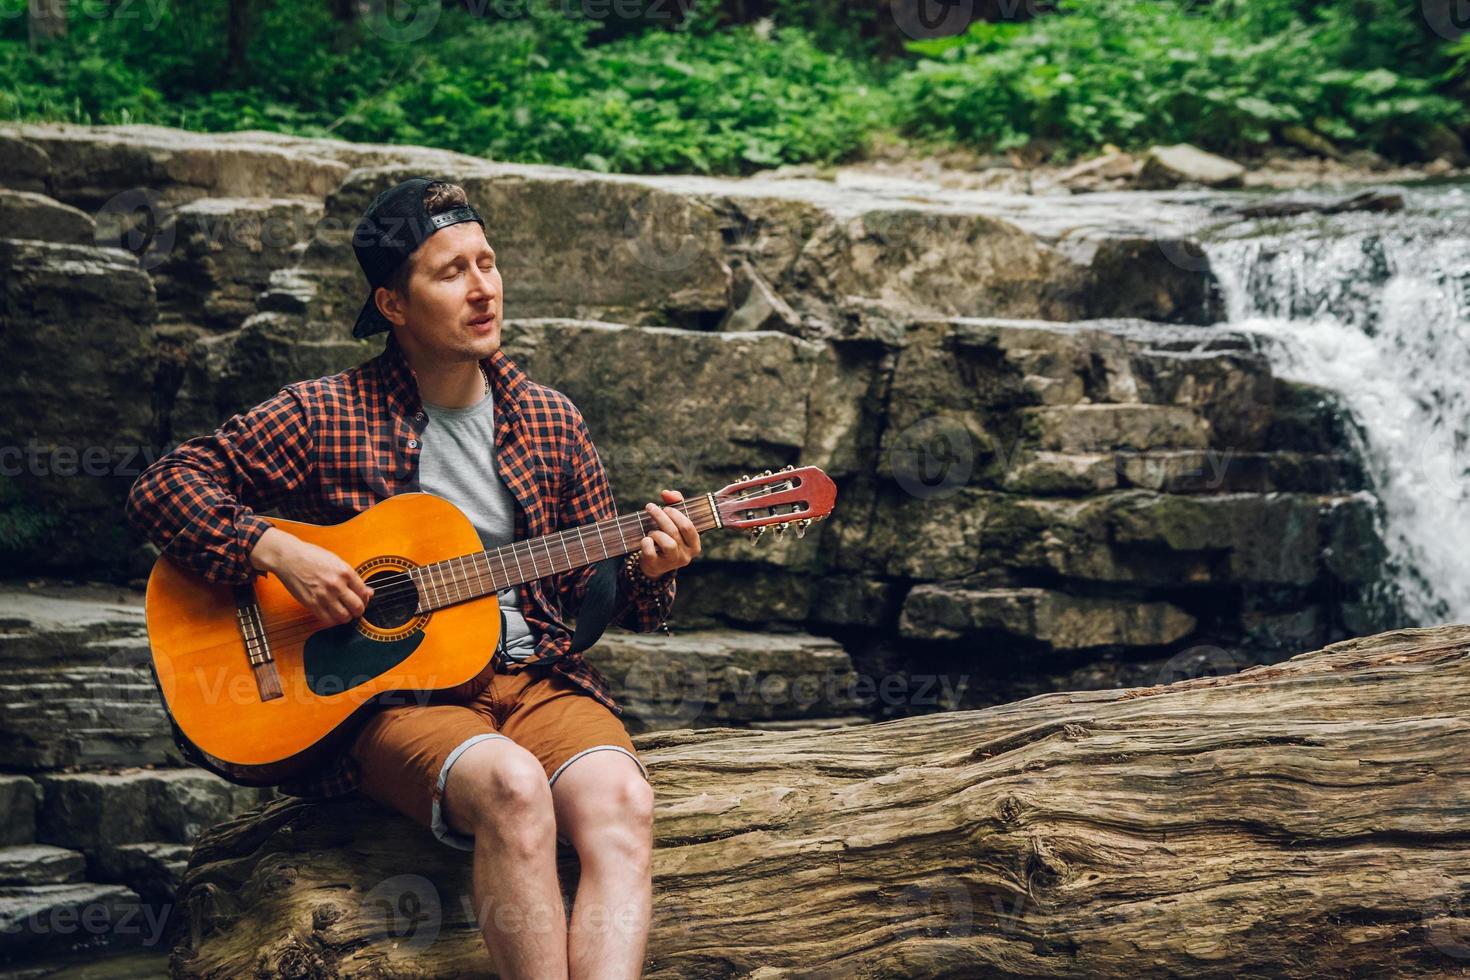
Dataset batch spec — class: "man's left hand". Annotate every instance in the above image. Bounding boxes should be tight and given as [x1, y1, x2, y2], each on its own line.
[639, 489, 701, 578]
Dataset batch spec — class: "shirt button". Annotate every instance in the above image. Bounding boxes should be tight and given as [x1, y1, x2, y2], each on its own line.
[413, 412, 426, 423]
[407, 439, 419, 449]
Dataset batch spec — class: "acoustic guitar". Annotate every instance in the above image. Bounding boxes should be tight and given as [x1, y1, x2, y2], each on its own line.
[143, 465, 836, 786]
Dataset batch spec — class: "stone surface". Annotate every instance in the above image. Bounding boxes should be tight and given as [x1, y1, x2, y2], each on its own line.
[1138, 143, 1248, 189]
[0, 882, 143, 956]
[0, 124, 1403, 716]
[0, 238, 156, 575]
[91, 842, 191, 903]
[0, 845, 86, 886]
[587, 629, 866, 733]
[0, 190, 94, 246]
[0, 585, 174, 771]
[899, 584, 1197, 651]
[0, 777, 40, 846]
[152, 197, 325, 332]
[35, 770, 269, 850]
[0, 585, 146, 664]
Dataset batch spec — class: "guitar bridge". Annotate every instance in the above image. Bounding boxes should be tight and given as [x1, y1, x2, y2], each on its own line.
[235, 586, 283, 701]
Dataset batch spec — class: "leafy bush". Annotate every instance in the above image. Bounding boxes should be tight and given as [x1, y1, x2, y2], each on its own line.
[1, 0, 888, 174]
[892, 0, 1467, 161]
[1, 0, 1464, 170]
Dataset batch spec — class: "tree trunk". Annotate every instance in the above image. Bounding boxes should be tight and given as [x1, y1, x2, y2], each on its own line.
[225, 0, 250, 84]
[169, 625, 1470, 978]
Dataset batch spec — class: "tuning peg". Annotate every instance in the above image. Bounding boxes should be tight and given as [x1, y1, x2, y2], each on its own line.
[738, 473, 750, 483]
[746, 526, 765, 544]
[781, 464, 796, 471]
[795, 518, 812, 539]
[773, 524, 787, 541]
[761, 469, 773, 477]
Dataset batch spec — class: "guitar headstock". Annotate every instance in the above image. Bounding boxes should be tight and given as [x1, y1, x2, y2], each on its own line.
[713, 465, 837, 543]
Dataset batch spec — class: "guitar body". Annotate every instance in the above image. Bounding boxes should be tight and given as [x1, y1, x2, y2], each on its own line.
[144, 493, 501, 787]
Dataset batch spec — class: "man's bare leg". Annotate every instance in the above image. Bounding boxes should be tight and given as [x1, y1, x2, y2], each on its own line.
[551, 752, 654, 980]
[442, 738, 567, 979]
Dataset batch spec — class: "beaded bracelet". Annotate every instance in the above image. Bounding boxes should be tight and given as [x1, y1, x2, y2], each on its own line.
[623, 551, 671, 595]
[624, 551, 675, 634]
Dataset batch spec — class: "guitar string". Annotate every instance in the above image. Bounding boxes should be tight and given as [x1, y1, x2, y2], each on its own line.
[174, 481, 808, 659]
[170, 508, 713, 664]
[172, 496, 809, 665]
[264, 496, 711, 627]
[351, 498, 706, 610]
[284, 480, 798, 619]
[244, 504, 712, 648]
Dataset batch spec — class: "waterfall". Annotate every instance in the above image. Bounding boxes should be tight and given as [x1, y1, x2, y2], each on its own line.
[1202, 183, 1470, 624]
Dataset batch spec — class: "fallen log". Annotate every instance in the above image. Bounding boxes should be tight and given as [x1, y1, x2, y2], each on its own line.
[170, 626, 1470, 978]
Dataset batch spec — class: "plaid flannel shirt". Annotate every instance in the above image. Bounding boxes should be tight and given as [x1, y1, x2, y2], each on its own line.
[125, 333, 676, 797]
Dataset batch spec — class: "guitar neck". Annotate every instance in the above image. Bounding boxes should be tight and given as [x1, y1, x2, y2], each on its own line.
[410, 495, 720, 612]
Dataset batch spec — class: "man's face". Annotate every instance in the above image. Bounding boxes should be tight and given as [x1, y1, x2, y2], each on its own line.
[377, 221, 502, 363]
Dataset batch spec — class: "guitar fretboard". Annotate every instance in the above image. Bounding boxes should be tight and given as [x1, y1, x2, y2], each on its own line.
[408, 496, 719, 612]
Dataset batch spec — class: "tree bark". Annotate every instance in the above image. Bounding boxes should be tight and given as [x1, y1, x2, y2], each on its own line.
[225, 0, 251, 84]
[169, 625, 1470, 978]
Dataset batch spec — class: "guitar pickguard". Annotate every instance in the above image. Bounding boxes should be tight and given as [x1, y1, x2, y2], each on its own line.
[303, 623, 425, 696]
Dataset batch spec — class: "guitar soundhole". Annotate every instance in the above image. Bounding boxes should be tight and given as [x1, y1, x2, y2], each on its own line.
[361, 568, 421, 631]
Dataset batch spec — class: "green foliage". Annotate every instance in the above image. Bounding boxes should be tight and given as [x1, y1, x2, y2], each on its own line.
[0, 478, 59, 562]
[893, 0, 1467, 161]
[0, 0, 887, 174]
[0, 0, 1464, 171]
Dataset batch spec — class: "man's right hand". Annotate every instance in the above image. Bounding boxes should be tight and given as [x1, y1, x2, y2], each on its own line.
[250, 526, 374, 626]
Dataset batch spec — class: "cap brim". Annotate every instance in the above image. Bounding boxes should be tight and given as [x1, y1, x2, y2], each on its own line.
[353, 292, 392, 339]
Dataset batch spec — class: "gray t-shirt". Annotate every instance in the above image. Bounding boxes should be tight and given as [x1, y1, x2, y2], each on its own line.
[417, 391, 538, 661]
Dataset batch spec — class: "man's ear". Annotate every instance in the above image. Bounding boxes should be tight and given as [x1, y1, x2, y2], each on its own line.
[374, 285, 408, 328]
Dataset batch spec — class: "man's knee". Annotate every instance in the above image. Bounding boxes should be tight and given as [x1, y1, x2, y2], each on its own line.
[567, 767, 654, 858]
[444, 739, 554, 839]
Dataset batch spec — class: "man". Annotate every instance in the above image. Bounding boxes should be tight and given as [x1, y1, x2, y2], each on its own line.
[125, 176, 700, 979]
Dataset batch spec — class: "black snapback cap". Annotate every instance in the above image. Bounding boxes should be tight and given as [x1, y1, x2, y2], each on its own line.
[351, 176, 486, 339]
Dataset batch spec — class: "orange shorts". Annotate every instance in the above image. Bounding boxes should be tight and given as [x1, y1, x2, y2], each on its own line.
[347, 663, 648, 851]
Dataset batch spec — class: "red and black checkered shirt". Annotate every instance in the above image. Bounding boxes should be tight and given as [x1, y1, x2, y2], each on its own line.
[125, 333, 676, 797]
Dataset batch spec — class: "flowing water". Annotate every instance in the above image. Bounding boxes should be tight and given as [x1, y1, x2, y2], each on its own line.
[1201, 181, 1470, 624]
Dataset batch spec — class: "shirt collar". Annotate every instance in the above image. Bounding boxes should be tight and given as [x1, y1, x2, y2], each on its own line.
[378, 330, 529, 424]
